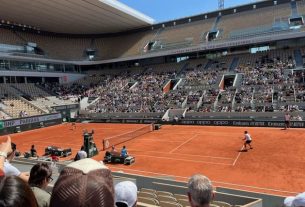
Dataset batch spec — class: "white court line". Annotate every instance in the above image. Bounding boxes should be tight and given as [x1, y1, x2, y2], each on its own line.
[110, 167, 299, 196]
[128, 149, 234, 160]
[232, 145, 245, 166]
[132, 154, 232, 165]
[169, 134, 198, 153]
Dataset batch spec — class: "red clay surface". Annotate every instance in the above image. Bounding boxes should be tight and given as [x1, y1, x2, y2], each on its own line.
[2, 123, 305, 196]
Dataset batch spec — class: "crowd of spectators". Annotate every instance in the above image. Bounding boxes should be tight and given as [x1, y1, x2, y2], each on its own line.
[22, 53, 303, 115]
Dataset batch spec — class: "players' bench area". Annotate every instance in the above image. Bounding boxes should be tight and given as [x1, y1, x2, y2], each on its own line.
[12, 158, 267, 207]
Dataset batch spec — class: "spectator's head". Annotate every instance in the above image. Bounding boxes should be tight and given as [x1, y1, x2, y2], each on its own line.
[0, 176, 38, 207]
[187, 174, 214, 207]
[284, 192, 305, 207]
[29, 163, 52, 189]
[115, 181, 137, 207]
[50, 158, 114, 207]
[6, 142, 16, 161]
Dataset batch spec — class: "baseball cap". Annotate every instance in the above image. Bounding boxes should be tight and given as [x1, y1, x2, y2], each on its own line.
[50, 158, 114, 207]
[115, 181, 138, 207]
[284, 192, 305, 207]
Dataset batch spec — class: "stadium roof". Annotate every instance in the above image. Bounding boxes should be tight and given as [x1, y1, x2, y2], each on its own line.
[0, 0, 155, 34]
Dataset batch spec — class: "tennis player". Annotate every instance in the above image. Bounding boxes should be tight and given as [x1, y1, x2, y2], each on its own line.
[243, 131, 253, 151]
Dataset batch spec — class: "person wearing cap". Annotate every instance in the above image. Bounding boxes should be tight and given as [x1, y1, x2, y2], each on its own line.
[50, 158, 114, 207]
[187, 174, 215, 207]
[115, 181, 138, 207]
[284, 192, 305, 207]
[3, 141, 30, 182]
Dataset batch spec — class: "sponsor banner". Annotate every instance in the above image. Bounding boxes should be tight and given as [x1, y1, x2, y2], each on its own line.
[2, 113, 62, 129]
[89, 118, 305, 128]
[179, 120, 305, 128]
[0, 121, 3, 129]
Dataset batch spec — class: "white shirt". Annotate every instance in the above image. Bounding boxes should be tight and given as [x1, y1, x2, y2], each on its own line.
[285, 114, 291, 121]
[77, 150, 87, 159]
[245, 133, 252, 141]
[4, 160, 21, 176]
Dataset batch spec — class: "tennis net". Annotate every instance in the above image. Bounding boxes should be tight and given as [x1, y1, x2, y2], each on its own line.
[103, 124, 154, 150]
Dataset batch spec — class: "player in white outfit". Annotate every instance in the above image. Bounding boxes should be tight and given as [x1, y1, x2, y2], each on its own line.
[243, 131, 253, 150]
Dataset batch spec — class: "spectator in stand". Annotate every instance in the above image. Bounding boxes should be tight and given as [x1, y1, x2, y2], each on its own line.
[187, 174, 214, 207]
[115, 181, 138, 207]
[0, 136, 12, 176]
[284, 192, 305, 207]
[0, 176, 38, 207]
[4, 142, 30, 182]
[50, 158, 114, 207]
[29, 163, 52, 207]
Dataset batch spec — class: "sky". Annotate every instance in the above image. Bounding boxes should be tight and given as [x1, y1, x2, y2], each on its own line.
[119, 0, 257, 23]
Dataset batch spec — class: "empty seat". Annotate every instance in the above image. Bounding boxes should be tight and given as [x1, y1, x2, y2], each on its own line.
[141, 188, 157, 194]
[138, 191, 158, 199]
[157, 191, 174, 197]
[158, 195, 177, 203]
[177, 199, 189, 207]
[174, 194, 188, 200]
[159, 201, 183, 207]
[212, 201, 232, 207]
[138, 197, 159, 205]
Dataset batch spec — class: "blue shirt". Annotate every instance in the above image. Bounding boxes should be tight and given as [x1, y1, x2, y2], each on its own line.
[121, 148, 128, 157]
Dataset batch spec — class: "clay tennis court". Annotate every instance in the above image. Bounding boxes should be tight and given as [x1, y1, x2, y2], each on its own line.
[3, 123, 305, 197]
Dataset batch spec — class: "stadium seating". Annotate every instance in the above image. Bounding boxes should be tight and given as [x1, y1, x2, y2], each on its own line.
[154, 18, 215, 48]
[218, 3, 291, 40]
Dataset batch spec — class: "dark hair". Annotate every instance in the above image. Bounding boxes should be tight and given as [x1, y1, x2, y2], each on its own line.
[0, 176, 38, 207]
[116, 202, 129, 207]
[81, 145, 85, 150]
[50, 166, 114, 207]
[29, 163, 52, 187]
[11, 143, 16, 151]
[244, 131, 248, 134]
